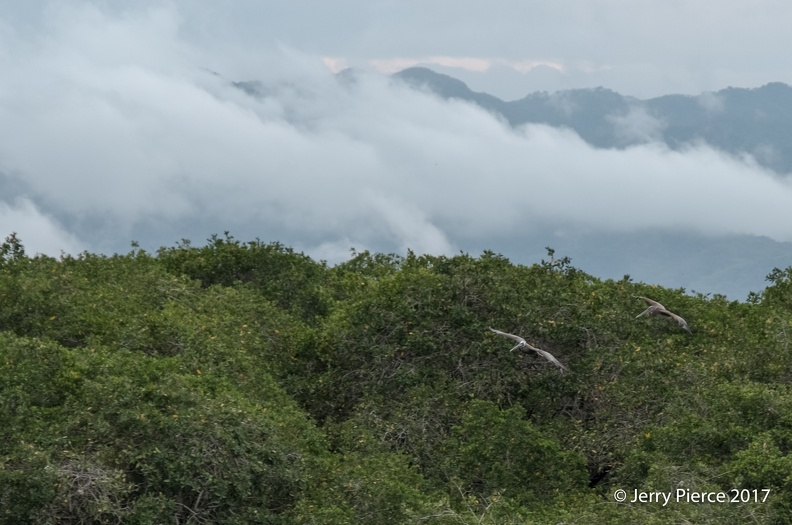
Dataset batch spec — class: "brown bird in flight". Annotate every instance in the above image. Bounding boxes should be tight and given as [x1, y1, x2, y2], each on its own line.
[489, 328, 569, 372]
[635, 296, 692, 333]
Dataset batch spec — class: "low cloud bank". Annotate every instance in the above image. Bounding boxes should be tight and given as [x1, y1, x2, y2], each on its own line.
[1, 4, 791, 263]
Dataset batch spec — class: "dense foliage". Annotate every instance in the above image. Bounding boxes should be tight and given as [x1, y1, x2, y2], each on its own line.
[2, 232, 792, 524]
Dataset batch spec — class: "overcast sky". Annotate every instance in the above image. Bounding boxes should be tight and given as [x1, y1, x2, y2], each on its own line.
[1, 1, 791, 282]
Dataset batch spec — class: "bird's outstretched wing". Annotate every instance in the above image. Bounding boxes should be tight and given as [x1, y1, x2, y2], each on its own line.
[488, 327, 526, 345]
[489, 328, 568, 371]
[530, 346, 569, 372]
[659, 310, 692, 333]
[636, 296, 664, 308]
[635, 297, 692, 333]
[635, 296, 664, 318]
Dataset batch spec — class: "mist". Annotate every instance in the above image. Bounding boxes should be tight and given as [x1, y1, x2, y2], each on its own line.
[1, 4, 791, 283]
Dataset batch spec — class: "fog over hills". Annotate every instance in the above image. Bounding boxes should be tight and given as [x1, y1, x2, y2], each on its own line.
[2, 12, 792, 302]
[396, 67, 792, 174]
[389, 68, 792, 299]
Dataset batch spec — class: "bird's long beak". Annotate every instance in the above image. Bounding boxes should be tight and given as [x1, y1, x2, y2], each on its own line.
[509, 344, 521, 352]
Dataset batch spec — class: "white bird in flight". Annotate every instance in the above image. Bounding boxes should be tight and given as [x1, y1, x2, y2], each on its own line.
[489, 328, 568, 372]
[635, 296, 692, 333]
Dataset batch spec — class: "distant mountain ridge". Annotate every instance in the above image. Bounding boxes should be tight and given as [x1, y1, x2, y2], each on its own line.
[388, 67, 792, 300]
[394, 67, 792, 174]
[228, 68, 792, 299]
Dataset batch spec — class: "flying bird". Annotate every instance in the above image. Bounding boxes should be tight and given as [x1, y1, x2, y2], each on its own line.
[635, 296, 692, 333]
[489, 328, 569, 372]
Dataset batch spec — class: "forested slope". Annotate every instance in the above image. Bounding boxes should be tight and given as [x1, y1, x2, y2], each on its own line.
[2, 232, 792, 524]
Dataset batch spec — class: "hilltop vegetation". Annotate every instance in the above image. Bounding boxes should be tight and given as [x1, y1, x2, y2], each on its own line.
[2, 232, 792, 524]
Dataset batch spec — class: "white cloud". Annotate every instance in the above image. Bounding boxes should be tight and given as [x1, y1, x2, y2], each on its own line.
[0, 197, 85, 256]
[1, 2, 792, 264]
[608, 106, 667, 144]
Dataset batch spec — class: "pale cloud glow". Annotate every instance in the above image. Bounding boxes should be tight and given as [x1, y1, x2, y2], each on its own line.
[367, 57, 425, 74]
[509, 59, 565, 74]
[367, 56, 564, 76]
[322, 56, 349, 74]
